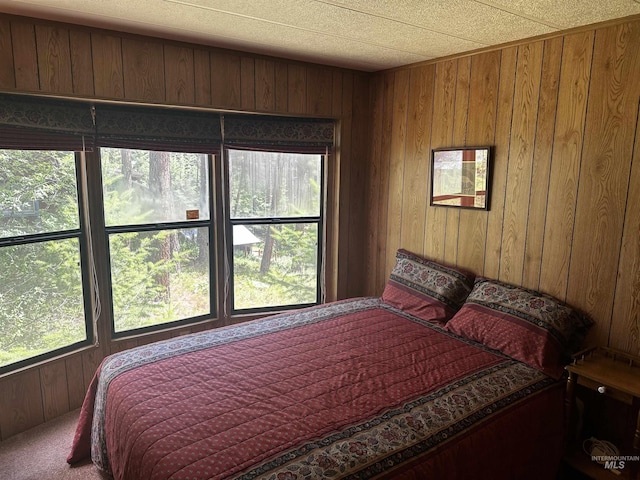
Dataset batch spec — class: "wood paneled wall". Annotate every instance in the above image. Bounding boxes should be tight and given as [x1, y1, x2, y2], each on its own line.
[366, 19, 640, 358]
[0, 14, 370, 440]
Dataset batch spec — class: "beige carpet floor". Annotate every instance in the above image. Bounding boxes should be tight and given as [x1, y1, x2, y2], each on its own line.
[0, 409, 108, 480]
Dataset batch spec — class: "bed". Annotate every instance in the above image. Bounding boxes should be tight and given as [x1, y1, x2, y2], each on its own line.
[68, 249, 592, 480]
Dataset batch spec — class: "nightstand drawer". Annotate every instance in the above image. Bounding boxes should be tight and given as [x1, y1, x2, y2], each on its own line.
[577, 375, 634, 405]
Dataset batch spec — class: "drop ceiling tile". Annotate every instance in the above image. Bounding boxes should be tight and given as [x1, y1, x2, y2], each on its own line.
[318, 0, 557, 43]
[163, 3, 432, 69]
[168, 0, 485, 55]
[476, 0, 640, 29]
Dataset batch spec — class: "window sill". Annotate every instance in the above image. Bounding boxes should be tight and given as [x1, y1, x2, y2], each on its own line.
[0, 343, 99, 381]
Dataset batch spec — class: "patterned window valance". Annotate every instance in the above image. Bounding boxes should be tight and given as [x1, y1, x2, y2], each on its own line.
[0, 93, 94, 151]
[95, 104, 222, 154]
[0, 94, 334, 154]
[223, 114, 334, 152]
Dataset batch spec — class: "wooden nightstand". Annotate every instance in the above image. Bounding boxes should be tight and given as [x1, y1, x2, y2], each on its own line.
[565, 347, 640, 480]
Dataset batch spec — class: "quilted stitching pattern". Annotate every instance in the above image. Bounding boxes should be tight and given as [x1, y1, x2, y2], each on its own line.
[73, 298, 558, 480]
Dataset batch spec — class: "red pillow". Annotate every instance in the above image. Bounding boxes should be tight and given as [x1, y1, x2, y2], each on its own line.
[382, 249, 474, 323]
[446, 278, 593, 379]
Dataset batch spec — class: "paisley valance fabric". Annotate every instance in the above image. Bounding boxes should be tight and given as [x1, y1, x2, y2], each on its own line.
[94, 104, 222, 153]
[0, 93, 335, 153]
[223, 114, 334, 152]
[0, 93, 94, 150]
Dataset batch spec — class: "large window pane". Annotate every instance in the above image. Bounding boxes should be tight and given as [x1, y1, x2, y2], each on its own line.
[233, 223, 318, 310]
[101, 148, 210, 226]
[228, 150, 321, 218]
[0, 150, 79, 238]
[0, 239, 86, 368]
[110, 227, 210, 332]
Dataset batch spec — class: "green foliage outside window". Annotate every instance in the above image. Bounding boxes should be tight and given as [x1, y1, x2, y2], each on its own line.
[229, 150, 321, 310]
[0, 146, 325, 368]
[0, 150, 86, 368]
[101, 148, 211, 332]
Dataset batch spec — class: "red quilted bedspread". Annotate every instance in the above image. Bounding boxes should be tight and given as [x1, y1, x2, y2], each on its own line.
[68, 298, 565, 479]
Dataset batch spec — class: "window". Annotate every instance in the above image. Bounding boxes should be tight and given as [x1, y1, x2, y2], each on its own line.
[227, 149, 323, 312]
[0, 94, 334, 373]
[101, 148, 214, 336]
[0, 149, 92, 372]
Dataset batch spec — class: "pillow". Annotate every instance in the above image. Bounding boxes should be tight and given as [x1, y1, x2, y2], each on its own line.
[446, 278, 593, 379]
[381, 249, 475, 323]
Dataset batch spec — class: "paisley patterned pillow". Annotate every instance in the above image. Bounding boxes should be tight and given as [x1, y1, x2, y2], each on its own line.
[446, 278, 593, 379]
[381, 249, 475, 323]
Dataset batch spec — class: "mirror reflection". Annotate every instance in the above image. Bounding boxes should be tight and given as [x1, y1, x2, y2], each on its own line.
[431, 147, 491, 210]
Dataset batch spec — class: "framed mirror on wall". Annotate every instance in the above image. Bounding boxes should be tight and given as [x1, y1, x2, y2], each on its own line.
[430, 146, 492, 210]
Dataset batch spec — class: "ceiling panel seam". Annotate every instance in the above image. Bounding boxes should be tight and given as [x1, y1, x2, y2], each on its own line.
[165, 0, 488, 53]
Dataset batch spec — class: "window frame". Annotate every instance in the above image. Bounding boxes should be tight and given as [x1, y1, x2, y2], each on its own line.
[98, 149, 219, 339]
[224, 147, 325, 315]
[0, 152, 94, 375]
[0, 95, 337, 375]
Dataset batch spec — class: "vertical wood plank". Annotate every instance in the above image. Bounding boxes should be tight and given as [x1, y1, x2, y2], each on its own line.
[287, 64, 306, 114]
[539, 31, 594, 300]
[122, 37, 165, 102]
[35, 25, 73, 94]
[91, 33, 124, 98]
[444, 57, 472, 266]
[331, 71, 343, 117]
[424, 60, 457, 263]
[146, 331, 172, 344]
[211, 51, 241, 109]
[193, 49, 211, 105]
[81, 347, 104, 392]
[0, 17, 15, 89]
[255, 58, 275, 112]
[307, 66, 333, 116]
[457, 51, 500, 274]
[484, 46, 517, 280]
[11, 21, 39, 91]
[522, 36, 563, 290]
[566, 22, 640, 347]
[452, 57, 471, 143]
[69, 30, 94, 96]
[240, 56, 255, 110]
[0, 369, 44, 440]
[384, 69, 410, 278]
[375, 72, 395, 292]
[169, 329, 189, 339]
[347, 73, 370, 298]
[325, 70, 341, 301]
[610, 100, 640, 355]
[65, 354, 86, 410]
[39, 360, 70, 422]
[189, 323, 208, 333]
[465, 52, 501, 147]
[365, 74, 384, 296]
[274, 62, 288, 113]
[499, 41, 543, 285]
[400, 65, 435, 256]
[135, 336, 151, 347]
[110, 339, 138, 354]
[336, 72, 353, 299]
[164, 44, 195, 105]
